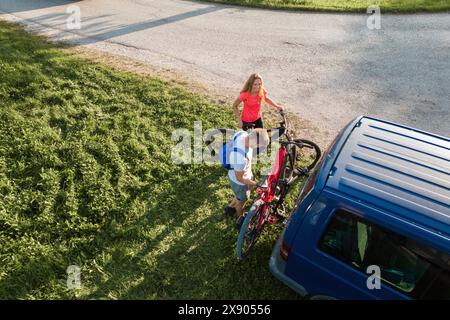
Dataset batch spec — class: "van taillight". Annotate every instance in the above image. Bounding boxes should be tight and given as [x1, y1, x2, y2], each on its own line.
[280, 240, 291, 261]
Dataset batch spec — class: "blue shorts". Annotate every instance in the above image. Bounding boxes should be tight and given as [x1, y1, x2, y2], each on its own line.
[228, 177, 250, 202]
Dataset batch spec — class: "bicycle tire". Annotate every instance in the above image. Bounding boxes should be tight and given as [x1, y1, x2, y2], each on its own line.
[279, 143, 296, 183]
[270, 144, 296, 219]
[236, 200, 266, 260]
[293, 139, 321, 171]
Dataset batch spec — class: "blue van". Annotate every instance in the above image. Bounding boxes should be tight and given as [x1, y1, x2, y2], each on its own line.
[269, 116, 450, 300]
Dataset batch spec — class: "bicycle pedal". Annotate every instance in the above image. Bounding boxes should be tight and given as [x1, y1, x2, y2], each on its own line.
[276, 210, 287, 218]
[268, 215, 279, 224]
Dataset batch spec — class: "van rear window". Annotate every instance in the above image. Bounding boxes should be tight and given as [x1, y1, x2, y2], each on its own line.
[319, 210, 450, 299]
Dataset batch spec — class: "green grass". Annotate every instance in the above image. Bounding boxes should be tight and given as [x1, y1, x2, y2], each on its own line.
[0, 21, 301, 299]
[203, 0, 450, 12]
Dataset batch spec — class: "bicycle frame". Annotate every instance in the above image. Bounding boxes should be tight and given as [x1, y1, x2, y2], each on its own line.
[250, 112, 291, 228]
[236, 111, 322, 259]
[251, 142, 288, 230]
[259, 146, 287, 203]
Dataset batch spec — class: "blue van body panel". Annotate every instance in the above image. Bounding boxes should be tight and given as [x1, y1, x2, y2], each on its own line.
[282, 116, 363, 247]
[270, 116, 450, 299]
[314, 116, 364, 195]
[326, 117, 450, 237]
[269, 229, 308, 297]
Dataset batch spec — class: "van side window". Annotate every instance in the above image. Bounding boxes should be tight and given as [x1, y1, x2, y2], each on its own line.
[319, 210, 450, 299]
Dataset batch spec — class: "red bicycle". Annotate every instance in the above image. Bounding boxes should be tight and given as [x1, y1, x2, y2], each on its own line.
[236, 112, 321, 260]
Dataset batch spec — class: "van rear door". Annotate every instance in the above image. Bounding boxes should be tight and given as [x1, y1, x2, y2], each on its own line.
[284, 193, 411, 300]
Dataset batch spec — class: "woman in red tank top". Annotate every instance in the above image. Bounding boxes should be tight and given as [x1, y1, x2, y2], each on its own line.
[232, 73, 284, 130]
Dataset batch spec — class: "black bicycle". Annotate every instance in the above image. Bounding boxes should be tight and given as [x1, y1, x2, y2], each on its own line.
[204, 112, 321, 259]
[235, 112, 321, 259]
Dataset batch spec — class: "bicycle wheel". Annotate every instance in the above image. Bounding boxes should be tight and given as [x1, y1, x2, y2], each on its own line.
[293, 139, 321, 171]
[236, 200, 266, 260]
[279, 143, 296, 183]
[267, 144, 295, 219]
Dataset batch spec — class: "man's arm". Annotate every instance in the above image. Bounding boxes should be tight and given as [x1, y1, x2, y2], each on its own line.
[234, 171, 257, 188]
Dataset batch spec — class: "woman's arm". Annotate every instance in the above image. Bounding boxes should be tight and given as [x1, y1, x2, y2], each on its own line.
[265, 95, 284, 111]
[232, 97, 243, 128]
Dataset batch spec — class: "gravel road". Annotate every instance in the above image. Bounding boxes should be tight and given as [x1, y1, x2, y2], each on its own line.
[1, 0, 449, 142]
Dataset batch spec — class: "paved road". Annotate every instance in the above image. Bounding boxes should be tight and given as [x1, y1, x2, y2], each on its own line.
[1, 0, 449, 142]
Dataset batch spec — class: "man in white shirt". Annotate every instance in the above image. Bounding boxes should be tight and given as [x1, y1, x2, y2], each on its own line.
[225, 128, 270, 224]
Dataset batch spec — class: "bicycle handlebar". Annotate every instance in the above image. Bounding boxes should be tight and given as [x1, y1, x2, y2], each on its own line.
[280, 140, 314, 148]
[279, 111, 287, 128]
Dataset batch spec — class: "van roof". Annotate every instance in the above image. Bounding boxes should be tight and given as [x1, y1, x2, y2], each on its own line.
[324, 116, 450, 238]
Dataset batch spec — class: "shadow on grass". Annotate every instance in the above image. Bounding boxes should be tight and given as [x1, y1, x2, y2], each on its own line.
[82, 165, 299, 300]
[0, 19, 297, 299]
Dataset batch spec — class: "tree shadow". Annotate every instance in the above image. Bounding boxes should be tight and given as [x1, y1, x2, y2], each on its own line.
[0, 165, 228, 299]
[1, 1, 224, 46]
[75, 5, 224, 45]
[82, 165, 242, 299]
[79, 163, 298, 300]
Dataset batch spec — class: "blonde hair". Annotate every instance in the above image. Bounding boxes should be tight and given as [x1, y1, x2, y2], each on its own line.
[241, 73, 266, 102]
[249, 128, 270, 148]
